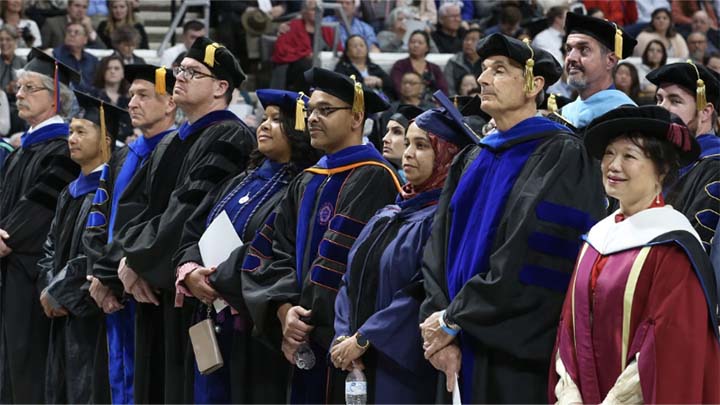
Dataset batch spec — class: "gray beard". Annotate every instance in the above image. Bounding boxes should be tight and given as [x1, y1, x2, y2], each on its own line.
[567, 75, 587, 90]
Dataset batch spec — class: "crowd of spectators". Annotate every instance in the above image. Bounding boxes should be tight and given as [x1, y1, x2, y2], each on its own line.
[0, 0, 719, 144]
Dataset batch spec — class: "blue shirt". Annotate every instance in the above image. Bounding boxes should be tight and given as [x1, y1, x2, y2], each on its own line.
[323, 15, 378, 47]
[52, 45, 98, 92]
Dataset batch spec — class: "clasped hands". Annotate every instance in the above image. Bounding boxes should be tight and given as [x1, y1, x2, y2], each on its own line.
[420, 310, 461, 392]
[330, 334, 367, 372]
[118, 257, 159, 305]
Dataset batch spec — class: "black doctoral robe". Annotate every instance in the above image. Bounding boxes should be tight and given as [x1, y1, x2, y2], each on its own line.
[0, 133, 79, 403]
[419, 117, 606, 403]
[173, 161, 295, 403]
[113, 112, 255, 404]
[242, 144, 401, 404]
[38, 173, 111, 404]
[666, 133, 720, 253]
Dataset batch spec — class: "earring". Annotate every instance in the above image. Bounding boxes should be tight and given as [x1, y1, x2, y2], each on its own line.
[655, 184, 661, 204]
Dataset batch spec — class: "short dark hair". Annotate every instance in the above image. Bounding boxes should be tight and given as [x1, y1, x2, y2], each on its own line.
[463, 28, 483, 40]
[624, 131, 680, 188]
[111, 25, 140, 47]
[642, 39, 667, 68]
[546, 6, 567, 21]
[499, 5, 522, 25]
[409, 30, 431, 55]
[182, 20, 205, 34]
[704, 51, 720, 65]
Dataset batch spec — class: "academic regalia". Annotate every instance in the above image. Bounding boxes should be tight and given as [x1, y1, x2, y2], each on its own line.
[420, 117, 606, 403]
[174, 89, 313, 404]
[39, 167, 110, 404]
[174, 159, 294, 404]
[549, 206, 720, 403]
[0, 49, 81, 404]
[114, 109, 255, 404]
[645, 61, 720, 253]
[243, 143, 402, 404]
[0, 119, 79, 403]
[557, 12, 639, 132]
[334, 190, 441, 404]
[667, 133, 720, 252]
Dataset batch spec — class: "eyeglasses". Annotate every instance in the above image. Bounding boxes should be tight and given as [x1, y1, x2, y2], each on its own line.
[66, 29, 86, 37]
[303, 106, 352, 118]
[15, 83, 49, 95]
[172, 65, 216, 80]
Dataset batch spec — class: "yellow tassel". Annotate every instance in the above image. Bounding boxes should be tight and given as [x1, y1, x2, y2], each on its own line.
[99, 102, 110, 163]
[614, 23, 623, 59]
[155, 66, 166, 95]
[547, 93, 558, 113]
[453, 96, 458, 108]
[523, 38, 535, 93]
[687, 59, 708, 111]
[350, 74, 364, 114]
[204, 42, 221, 67]
[295, 91, 306, 131]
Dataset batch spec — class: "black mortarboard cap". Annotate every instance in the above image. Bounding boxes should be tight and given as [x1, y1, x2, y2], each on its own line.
[185, 36, 246, 89]
[426, 90, 483, 145]
[564, 12, 637, 59]
[303, 67, 390, 115]
[388, 104, 424, 130]
[124, 64, 176, 95]
[74, 90, 128, 144]
[24, 47, 81, 85]
[584, 105, 700, 166]
[476, 33, 563, 89]
[646, 61, 720, 111]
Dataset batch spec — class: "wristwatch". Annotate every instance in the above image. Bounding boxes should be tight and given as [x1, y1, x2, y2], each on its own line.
[355, 332, 370, 349]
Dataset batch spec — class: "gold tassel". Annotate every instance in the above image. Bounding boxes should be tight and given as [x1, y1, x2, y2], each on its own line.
[453, 96, 458, 108]
[99, 102, 110, 163]
[204, 43, 221, 67]
[614, 23, 623, 59]
[295, 91, 306, 131]
[155, 66, 166, 95]
[523, 38, 535, 93]
[687, 59, 708, 111]
[547, 93, 558, 113]
[350, 74, 364, 114]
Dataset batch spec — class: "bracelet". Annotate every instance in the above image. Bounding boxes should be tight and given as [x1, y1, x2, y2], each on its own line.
[438, 310, 460, 337]
[335, 335, 349, 344]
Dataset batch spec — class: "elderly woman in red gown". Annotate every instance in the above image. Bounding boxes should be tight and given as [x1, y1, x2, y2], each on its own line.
[550, 105, 720, 404]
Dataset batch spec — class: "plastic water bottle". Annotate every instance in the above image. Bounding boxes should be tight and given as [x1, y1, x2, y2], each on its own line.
[294, 342, 316, 370]
[345, 366, 367, 405]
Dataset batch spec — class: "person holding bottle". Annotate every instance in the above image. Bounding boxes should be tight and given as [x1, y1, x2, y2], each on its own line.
[331, 97, 474, 403]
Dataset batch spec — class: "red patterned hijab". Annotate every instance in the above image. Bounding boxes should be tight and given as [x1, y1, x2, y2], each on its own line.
[400, 132, 460, 200]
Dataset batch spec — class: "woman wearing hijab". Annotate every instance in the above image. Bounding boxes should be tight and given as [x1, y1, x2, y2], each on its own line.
[550, 105, 720, 404]
[173, 89, 321, 403]
[330, 106, 472, 404]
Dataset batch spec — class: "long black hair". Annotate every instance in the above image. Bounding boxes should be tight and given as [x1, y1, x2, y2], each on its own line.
[247, 104, 322, 176]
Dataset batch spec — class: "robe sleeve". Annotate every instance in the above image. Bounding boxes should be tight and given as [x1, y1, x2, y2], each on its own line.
[45, 255, 99, 317]
[242, 183, 300, 342]
[1, 144, 78, 255]
[333, 273, 352, 339]
[420, 146, 476, 320]
[632, 245, 720, 404]
[36, 191, 66, 293]
[670, 159, 720, 252]
[302, 166, 400, 350]
[445, 136, 605, 362]
[120, 125, 255, 290]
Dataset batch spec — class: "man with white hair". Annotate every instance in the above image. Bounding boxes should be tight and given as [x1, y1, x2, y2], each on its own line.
[0, 48, 81, 403]
[432, 2, 465, 53]
[691, 10, 719, 53]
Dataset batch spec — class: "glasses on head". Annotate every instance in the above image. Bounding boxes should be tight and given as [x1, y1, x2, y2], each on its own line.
[172, 65, 216, 80]
[15, 83, 49, 95]
[303, 105, 352, 118]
